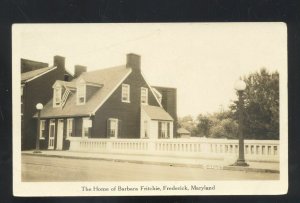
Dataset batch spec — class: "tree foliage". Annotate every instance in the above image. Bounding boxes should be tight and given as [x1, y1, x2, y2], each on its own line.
[238, 68, 279, 139]
[197, 112, 238, 139]
[196, 114, 212, 136]
[178, 68, 279, 140]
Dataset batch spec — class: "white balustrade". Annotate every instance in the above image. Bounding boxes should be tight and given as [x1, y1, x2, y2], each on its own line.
[68, 137, 279, 162]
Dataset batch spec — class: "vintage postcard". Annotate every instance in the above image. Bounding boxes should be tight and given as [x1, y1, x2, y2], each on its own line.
[13, 23, 288, 196]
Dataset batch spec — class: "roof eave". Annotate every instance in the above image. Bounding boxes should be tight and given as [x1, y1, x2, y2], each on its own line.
[33, 113, 91, 119]
[22, 66, 57, 83]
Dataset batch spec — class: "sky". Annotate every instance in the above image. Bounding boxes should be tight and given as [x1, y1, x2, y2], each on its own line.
[13, 23, 287, 118]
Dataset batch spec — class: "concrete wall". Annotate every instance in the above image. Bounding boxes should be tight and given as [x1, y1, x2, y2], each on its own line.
[69, 138, 280, 162]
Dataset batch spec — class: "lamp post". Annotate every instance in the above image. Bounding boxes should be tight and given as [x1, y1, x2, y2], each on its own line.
[34, 103, 43, 153]
[233, 80, 248, 166]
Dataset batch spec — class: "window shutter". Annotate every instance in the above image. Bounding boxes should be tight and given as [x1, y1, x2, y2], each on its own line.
[158, 122, 162, 139]
[118, 119, 122, 138]
[78, 118, 82, 137]
[107, 119, 111, 138]
[44, 120, 48, 139]
[71, 119, 75, 137]
[167, 122, 170, 138]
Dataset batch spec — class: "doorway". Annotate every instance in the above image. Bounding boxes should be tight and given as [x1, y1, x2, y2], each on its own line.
[48, 119, 55, 149]
[56, 119, 64, 150]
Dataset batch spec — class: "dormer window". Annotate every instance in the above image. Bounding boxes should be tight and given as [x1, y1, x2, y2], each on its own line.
[122, 84, 130, 103]
[141, 87, 148, 105]
[77, 83, 86, 105]
[53, 86, 62, 107]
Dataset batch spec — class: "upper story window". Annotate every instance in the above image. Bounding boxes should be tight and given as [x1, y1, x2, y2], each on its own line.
[77, 83, 86, 105]
[141, 87, 148, 105]
[122, 84, 130, 103]
[53, 87, 62, 107]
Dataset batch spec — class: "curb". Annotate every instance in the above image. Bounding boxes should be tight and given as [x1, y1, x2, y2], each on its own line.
[22, 152, 279, 174]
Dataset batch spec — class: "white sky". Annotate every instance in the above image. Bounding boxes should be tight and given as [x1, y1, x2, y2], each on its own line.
[14, 23, 286, 118]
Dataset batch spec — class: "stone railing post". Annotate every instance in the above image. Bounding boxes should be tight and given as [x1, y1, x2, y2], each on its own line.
[148, 140, 156, 153]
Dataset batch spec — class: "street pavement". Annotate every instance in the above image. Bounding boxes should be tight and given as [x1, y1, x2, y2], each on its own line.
[22, 153, 279, 182]
[22, 150, 280, 172]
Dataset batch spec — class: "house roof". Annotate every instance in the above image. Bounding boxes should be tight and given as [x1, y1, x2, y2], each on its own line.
[21, 58, 49, 73]
[177, 128, 191, 134]
[21, 66, 56, 83]
[38, 65, 131, 118]
[142, 105, 173, 121]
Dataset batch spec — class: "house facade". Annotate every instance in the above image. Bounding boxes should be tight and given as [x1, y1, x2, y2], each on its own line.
[21, 56, 73, 150]
[35, 53, 176, 150]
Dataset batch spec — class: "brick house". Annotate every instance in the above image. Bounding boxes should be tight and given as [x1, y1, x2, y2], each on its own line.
[34, 53, 177, 150]
[21, 56, 73, 150]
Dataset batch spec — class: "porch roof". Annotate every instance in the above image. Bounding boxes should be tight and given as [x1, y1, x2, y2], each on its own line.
[142, 105, 173, 121]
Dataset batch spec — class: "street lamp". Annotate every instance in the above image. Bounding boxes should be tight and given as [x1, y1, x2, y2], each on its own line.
[233, 80, 249, 166]
[33, 103, 43, 153]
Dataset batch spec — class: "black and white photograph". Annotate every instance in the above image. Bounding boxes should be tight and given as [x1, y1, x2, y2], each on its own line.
[13, 23, 288, 196]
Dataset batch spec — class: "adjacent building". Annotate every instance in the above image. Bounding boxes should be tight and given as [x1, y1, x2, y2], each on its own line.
[34, 53, 177, 150]
[21, 56, 73, 150]
[177, 128, 191, 138]
[152, 86, 178, 138]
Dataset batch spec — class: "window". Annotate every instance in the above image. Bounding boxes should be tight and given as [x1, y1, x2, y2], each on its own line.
[21, 85, 24, 97]
[54, 87, 62, 107]
[67, 119, 73, 138]
[39, 120, 46, 139]
[77, 83, 86, 105]
[82, 118, 92, 138]
[141, 87, 148, 104]
[161, 122, 167, 138]
[122, 84, 130, 102]
[158, 121, 170, 139]
[143, 120, 148, 138]
[107, 118, 118, 138]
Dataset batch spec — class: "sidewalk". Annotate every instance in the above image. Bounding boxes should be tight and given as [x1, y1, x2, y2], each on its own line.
[22, 150, 280, 173]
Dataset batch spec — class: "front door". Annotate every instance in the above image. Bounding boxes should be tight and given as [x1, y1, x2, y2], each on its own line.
[48, 119, 55, 149]
[56, 119, 64, 150]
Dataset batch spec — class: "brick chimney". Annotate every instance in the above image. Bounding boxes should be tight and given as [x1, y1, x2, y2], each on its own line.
[74, 65, 87, 78]
[126, 53, 141, 72]
[53, 55, 65, 71]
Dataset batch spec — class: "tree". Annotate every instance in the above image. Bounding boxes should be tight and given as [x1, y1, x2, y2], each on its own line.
[196, 114, 212, 137]
[196, 112, 238, 139]
[231, 68, 279, 140]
